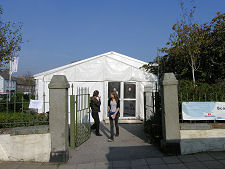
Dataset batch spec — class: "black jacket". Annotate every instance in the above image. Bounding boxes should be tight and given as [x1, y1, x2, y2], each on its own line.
[108, 98, 120, 109]
[90, 97, 101, 112]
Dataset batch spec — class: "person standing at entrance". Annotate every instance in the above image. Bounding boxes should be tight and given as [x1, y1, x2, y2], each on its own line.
[90, 90, 102, 136]
[108, 91, 120, 142]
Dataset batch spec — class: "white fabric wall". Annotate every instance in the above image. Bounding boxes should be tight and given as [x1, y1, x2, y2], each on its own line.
[34, 53, 158, 121]
[35, 54, 157, 83]
[37, 81, 104, 122]
[69, 82, 104, 122]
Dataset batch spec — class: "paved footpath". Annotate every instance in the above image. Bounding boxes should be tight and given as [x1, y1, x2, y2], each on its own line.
[1, 123, 225, 169]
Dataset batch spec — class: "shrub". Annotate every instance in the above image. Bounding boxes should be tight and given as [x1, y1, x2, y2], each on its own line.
[0, 112, 48, 128]
[144, 92, 162, 145]
[178, 80, 225, 119]
[178, 80, 225, 102]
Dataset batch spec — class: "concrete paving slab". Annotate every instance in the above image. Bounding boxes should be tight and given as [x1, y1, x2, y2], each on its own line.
[219, 159, 225, 165]
[112, 160, 130, 168]
[202, 160, 225, 169]
[58, 163, 76, 169]
[149, 164, 169, 169]
[183, 161, 207, 169]
[193, 153, 214, 161]
[131, 165, 150, 169]
[167, 163, 187, 169]
[39, 163, 59, 169]
[162, 156, 181, 164]
[95, 161, 112, 169]
[0, 162, 22, 169]
[68, 123, 163, 165]
[208, 152, 225, 160]
[77, 163, 95, 169]
[130, 159, 147, 167]
[146, 158, 165, 165]
[178, 155, 198, 163]
[38, 164, 58, 169]
[16, 162, 42, 169]
[97, 167, 112, 169]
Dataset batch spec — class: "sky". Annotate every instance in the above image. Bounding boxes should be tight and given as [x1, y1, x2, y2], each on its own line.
[1, 0, 224, 76]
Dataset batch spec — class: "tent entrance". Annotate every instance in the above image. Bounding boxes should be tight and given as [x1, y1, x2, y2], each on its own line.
[123, 82, 136, 117]
[108, 82, 137, 118]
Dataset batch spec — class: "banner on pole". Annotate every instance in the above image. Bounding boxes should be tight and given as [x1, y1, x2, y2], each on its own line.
[182, 102, 225, 120]
[10, 57, 19, 74]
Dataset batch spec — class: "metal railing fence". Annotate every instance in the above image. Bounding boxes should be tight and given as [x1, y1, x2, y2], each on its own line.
[0, 93, 49, 129]
[70, 85, 90, 148]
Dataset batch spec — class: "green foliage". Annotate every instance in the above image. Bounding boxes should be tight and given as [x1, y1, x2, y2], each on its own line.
[178, 80, 225, 102]
[0, 112, 48, 128]
[0, 92, 34, 112]
[0, 92, 48, 129]
[155, 12, 225, 84]
[178, 80, 225, 118]
[143, 3, 225, 84]
[144, 92, 162, 144]
[0, 7, 23, 68]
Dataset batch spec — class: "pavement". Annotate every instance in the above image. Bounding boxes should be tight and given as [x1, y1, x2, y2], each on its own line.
[1, 123, 225, 169]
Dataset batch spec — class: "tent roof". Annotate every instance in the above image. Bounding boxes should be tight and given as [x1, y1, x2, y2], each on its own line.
[34, 51, 154, 78]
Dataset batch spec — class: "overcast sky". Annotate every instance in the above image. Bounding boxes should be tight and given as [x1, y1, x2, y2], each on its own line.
[1, 0, 224, 75]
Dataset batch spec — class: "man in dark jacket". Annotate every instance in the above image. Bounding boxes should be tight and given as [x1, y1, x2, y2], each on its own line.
[90, 90, 102, 136]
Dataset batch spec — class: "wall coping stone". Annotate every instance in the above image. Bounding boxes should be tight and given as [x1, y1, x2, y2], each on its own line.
[180, 123, 212, 130]
[160, 73, 178, 86]
[1, 125, 49, 135]
[48, 75, 70, 89]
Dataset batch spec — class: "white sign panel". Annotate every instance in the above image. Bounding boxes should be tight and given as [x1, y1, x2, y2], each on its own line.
[182, 102, 225, 120]
[29, 100, 43, 110]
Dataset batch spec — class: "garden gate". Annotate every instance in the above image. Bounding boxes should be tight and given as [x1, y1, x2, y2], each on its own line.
[70, 86, 91, 149]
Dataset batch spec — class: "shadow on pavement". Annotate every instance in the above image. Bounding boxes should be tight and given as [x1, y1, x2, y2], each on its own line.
[119, 123, 148, 142]
[105, 145, 163, 161]
[100, 123, 111, 138]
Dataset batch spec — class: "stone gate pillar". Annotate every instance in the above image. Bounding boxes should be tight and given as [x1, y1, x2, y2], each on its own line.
[160, 73, 180, 154]
[48, 75, 70, 162]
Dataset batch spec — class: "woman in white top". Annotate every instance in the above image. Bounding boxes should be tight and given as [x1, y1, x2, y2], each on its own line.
[108, 91, 120, 142]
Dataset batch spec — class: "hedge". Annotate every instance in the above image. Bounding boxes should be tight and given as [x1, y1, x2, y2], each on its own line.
[178, 80, 225, 102]
[0, 112, 48, 128]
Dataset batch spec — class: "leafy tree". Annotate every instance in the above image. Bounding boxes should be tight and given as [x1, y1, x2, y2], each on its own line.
[0, 7, 22, 68]
[200, 12, 225, 83]
[160, 2, 206, 84]
[143, 3, 225, 84]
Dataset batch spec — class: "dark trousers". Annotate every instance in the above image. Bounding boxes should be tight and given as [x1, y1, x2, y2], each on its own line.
[109, 115, 119, 139]
[91, 111, 100, 134]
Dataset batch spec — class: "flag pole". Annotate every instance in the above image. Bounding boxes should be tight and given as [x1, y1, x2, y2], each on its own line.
[9, 56, 19, 101]
[9, 60, 12, 101]
[9, 71, 12, 101]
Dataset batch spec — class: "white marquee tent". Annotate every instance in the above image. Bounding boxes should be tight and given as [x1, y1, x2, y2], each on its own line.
[34, 51, 158, 122]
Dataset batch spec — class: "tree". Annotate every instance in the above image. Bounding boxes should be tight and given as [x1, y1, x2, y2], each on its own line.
[0, 7, 22, 68]
[201, 12, 225, 83]
[160, 2, 207, 84]
[143, 3, 225, 84]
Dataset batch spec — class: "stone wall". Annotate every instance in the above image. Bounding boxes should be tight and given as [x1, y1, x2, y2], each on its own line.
[0, 126, 51, 162]
[0, 133, 51, 162]
[180, 128, 225, 154]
